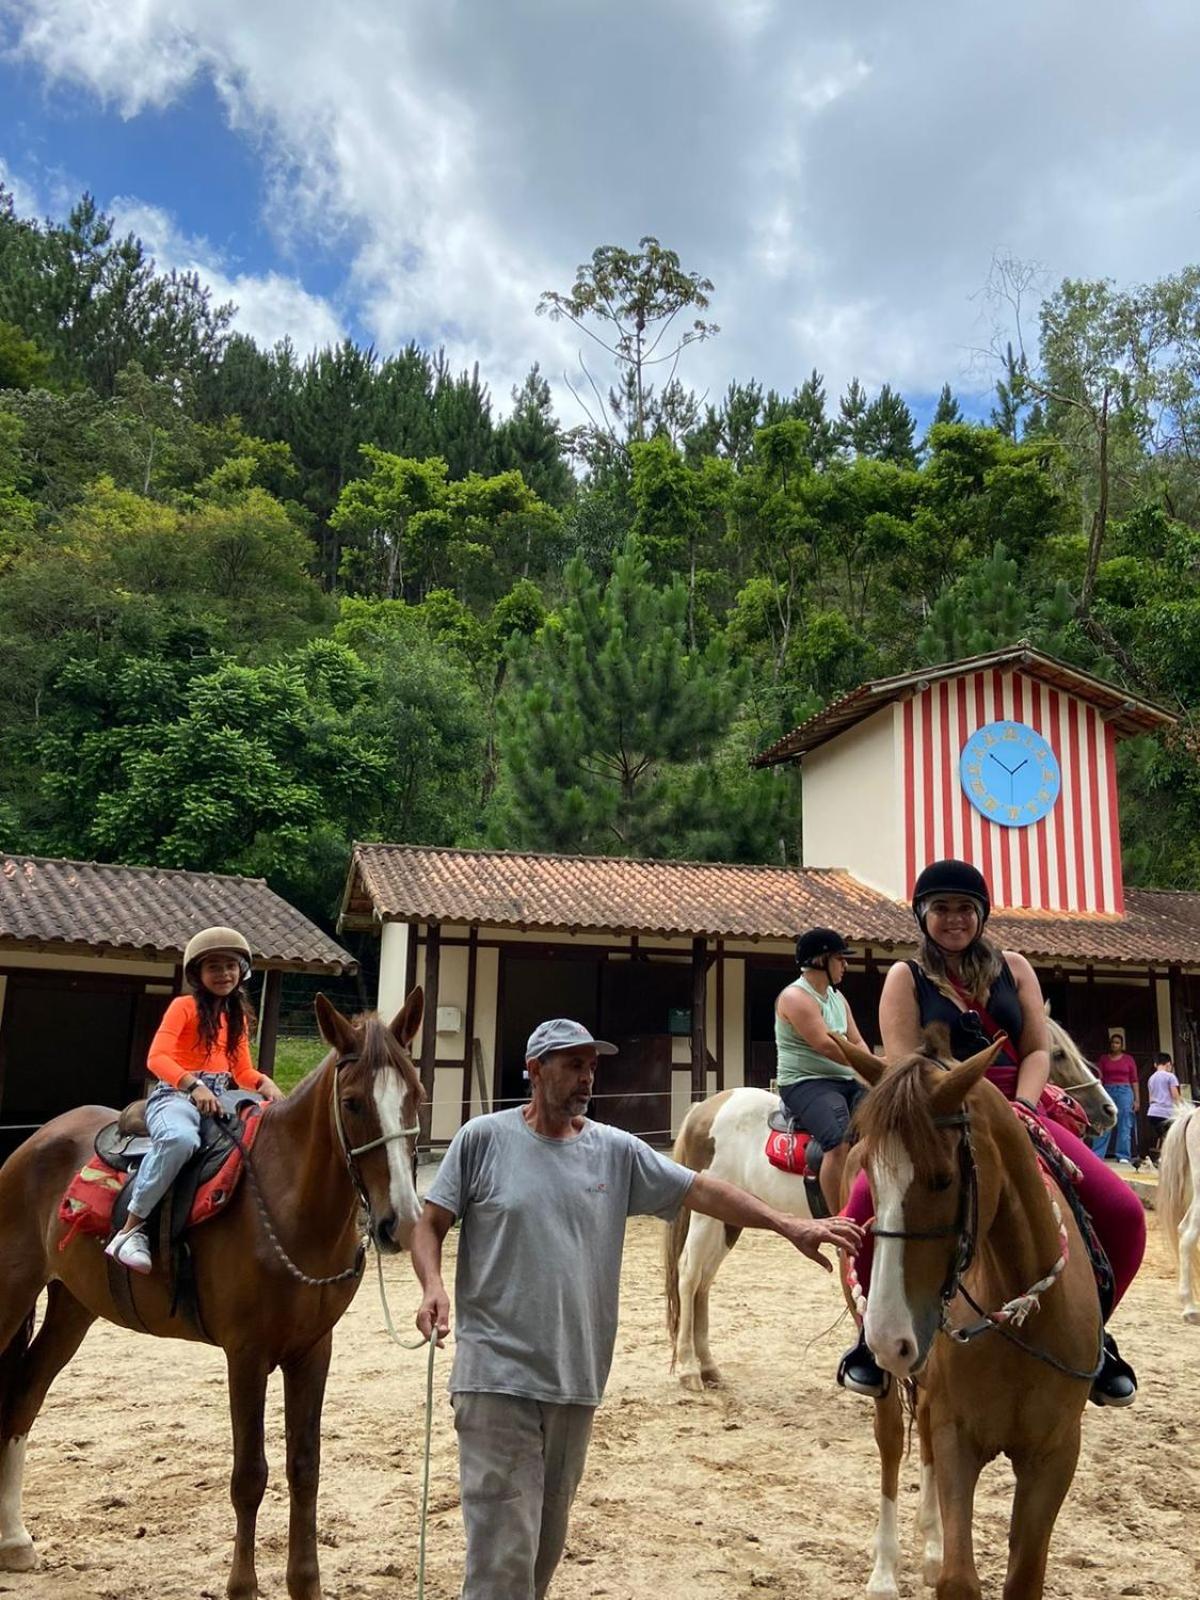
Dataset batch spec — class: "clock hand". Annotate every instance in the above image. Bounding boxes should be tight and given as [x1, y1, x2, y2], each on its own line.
[988, 752, 1012, 776]
[1010, 759, 1028, 777]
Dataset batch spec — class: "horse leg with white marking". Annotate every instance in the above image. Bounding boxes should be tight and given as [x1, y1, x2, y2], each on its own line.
[674, 1214, 735, 1390]
[865, 1383, 904, 1600]
[915, 1393, 943, 1587]
[1157, 1106, 1200, 1324]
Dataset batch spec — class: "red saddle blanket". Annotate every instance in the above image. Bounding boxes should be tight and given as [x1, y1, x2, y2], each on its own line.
[765, 1127, 812, 1176]
[57, 1111, 264, 1252]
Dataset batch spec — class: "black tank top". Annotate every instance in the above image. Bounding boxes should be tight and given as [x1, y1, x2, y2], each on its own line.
[906, 959, 1022, 1067]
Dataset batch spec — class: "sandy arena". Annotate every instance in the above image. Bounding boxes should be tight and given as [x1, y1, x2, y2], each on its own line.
[8, 1211, 1197, 1600]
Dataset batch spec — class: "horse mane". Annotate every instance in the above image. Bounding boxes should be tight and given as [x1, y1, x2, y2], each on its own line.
[853, 1047, 949, 1180]
[1045, 1014, 1096, 1083]
[356, 1012, 425, 1102]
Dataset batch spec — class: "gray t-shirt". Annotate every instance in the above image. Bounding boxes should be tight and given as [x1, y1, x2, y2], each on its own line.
[426, 1108, 696, 1405]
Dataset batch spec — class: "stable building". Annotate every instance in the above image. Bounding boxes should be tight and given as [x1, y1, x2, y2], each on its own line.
[0, 854, 356, 1160]
[339, 645, 1200, 1143]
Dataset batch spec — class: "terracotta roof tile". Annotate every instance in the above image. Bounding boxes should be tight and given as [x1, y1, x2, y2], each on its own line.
[753, 645, 1175, 766]
[1, 854, 356, 975]
[345, 844, 1200, 966]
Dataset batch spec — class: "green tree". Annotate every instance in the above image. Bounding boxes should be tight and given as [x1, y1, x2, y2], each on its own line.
[537, 236, 718, 447]
[494, 543, 742, 855]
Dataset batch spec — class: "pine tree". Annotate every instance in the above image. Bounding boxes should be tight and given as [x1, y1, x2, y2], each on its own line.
[932, 383, 963, 427]
[494, 364, 574, 506]
[861, 384, 918, 466]
[494, 542, 741, 855]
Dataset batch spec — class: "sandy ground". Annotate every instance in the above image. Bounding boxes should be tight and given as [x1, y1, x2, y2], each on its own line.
[6, 1209, 1197, 1600]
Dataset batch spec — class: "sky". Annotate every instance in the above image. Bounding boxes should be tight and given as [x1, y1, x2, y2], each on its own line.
[2, 0, 1199, 430]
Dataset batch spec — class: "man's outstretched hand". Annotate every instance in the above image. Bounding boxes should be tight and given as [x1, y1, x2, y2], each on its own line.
[776, 1214, 865, 1271]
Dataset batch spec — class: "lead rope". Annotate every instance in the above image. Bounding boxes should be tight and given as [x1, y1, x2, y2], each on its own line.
[369, 1241, 446, 1599]
[333, 1069, 447, 1594]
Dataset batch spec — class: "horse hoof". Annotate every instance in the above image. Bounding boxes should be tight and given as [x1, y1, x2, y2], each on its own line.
[866, 1580, 899, 1600]
[922, 1555, 942, 1586]
[678, 1372, 705, 1393]
[1184, 1307, 1200, 1326]
[701, 1367, 722, 1388]
[0, 1535, 37, 1572]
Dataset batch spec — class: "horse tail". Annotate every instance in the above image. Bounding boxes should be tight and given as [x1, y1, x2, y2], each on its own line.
[664, 1092, 723, 1365]
[0, 1310, 34, 1436]
[1158, 1105, 1197, 1267]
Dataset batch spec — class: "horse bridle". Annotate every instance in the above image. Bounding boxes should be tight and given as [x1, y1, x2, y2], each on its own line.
[330, 1050, 421, 1212]
[868, 1107, 979, 1311]
[865, 1085, 1105, 1379]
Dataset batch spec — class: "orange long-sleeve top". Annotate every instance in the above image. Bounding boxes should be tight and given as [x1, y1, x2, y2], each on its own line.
[148, 994, 264, 1090]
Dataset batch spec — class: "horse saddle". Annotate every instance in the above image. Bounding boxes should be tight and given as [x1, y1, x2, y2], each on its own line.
[62, 1092, 265, 1341]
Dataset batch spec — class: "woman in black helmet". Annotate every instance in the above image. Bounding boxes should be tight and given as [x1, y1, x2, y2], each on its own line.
[836, 859, 1145, 1408]
[775, 927, 871, 1216]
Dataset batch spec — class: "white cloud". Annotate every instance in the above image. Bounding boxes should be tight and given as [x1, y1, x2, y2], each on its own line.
[111, 199, 345, 353]
[5, 0, 1200, 421]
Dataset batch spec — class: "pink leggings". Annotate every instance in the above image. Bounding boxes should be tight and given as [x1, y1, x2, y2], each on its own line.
[842, 1112, 1145, 1313]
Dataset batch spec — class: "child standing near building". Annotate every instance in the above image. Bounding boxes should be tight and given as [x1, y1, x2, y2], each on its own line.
[1146, 1052, 1183, 1166]
[105, 926, 284, 1274]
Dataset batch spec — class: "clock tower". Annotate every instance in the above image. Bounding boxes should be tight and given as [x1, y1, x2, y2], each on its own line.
[753, 646, 1174, 915]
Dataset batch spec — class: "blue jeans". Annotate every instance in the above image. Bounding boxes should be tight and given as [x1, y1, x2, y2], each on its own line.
[126, 1090, 202, 1220]
[1091, 1082, 1135, 1163]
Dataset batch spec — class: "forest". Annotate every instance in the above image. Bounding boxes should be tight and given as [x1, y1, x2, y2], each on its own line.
[2, 189, 1200, 927]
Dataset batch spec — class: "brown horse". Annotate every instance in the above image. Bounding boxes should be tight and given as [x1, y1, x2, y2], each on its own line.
[0, 989, 425, 1600]
[836, 1035, 1101, 1600]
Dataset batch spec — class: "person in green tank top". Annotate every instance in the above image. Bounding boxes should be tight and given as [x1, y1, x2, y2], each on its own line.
[776, 928, 873, 1215]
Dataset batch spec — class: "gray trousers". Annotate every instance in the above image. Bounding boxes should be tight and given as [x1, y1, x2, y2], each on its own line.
[452, 1392, 595, 1600]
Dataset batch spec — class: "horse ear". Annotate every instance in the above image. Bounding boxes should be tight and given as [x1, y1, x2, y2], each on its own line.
[928, 1037, 1006, 1116]
[1044, 998, 1052, 1017]
[829, 1034, 887, 1087]
[391, 986, 424, 1049]
[315, 993, 357, 1055]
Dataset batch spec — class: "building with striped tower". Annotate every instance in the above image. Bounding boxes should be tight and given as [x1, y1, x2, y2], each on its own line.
[340, 645, 1200, 1144]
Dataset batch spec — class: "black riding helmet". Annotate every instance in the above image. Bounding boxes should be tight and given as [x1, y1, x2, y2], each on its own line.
[795, 927, 853, 970]
[912, 859, 991, 934]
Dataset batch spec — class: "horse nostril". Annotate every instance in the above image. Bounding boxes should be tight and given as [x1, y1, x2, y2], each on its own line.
[896, 1338, 913, 1363]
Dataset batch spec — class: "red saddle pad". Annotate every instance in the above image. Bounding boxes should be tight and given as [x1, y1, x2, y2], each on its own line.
[765, 1127, 812, 1176]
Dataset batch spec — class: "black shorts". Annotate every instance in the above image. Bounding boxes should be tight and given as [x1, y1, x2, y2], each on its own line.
[779, 1076, 866, 1152]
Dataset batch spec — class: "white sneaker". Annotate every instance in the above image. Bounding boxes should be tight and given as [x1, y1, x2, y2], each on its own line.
[105, 1228, 152, 1275]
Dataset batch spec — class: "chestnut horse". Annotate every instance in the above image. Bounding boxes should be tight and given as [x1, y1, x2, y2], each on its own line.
[840, 1034, 1102, 1600]
[664, 1014, 1112, 1390]
[0, 989, 425, 1600]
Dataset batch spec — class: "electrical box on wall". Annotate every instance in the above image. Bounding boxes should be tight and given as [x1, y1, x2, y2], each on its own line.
[436, 1005, 463, 1035]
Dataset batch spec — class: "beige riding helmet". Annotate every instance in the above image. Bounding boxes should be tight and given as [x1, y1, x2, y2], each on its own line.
[183, 926, 253, 980]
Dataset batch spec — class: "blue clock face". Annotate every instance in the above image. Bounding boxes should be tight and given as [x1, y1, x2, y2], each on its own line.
[959, 720, 1062, 828]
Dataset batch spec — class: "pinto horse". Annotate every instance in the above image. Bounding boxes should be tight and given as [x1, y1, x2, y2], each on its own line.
[1158, 1103, 1200, 1324]
[841, 1034, 1102, 1600]
[0, 990, 425, 1600]
[664, 1013, 1112, 1390]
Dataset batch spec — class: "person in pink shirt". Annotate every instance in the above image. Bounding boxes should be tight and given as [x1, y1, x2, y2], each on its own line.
[1092, 1030, 1139, 1165]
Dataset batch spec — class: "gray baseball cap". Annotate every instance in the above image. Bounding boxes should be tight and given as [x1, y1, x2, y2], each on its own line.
[526, 1019, 617, 1060]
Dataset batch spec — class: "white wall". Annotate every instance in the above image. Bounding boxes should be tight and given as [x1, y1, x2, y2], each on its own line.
[801, 704, 904, 897]
[376, 920, 410, 1022]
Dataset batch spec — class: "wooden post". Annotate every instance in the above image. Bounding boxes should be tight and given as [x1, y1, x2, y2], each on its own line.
[691, 936, 707, 1102]
[257, 968, 282, 1078]
[419, 925, 441, 1143]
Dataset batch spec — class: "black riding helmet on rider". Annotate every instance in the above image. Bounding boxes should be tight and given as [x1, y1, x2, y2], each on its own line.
[795, 927, 854, 971]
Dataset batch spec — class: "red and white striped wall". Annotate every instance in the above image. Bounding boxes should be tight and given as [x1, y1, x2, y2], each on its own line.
[900, 669, 1123, 913]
